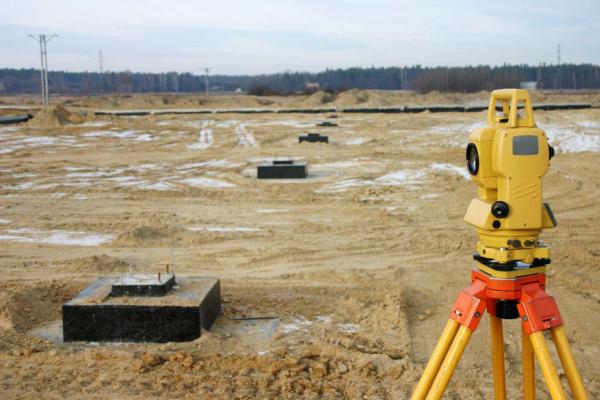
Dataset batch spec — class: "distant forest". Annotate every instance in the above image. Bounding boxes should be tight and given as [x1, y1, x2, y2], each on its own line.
[1, 64, 599, 95]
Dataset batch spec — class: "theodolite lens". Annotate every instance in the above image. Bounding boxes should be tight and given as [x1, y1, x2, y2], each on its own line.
[491, 201, 510, 218]
[466, 143, 479, 175]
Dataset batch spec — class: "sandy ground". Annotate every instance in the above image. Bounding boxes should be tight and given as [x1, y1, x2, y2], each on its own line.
[0, 93, 599, 399]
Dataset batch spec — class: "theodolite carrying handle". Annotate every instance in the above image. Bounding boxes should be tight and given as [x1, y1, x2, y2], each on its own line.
[487, 89, 536, 129]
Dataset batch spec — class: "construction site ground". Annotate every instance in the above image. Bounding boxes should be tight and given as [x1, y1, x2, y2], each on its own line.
[0, 90, 598, 399]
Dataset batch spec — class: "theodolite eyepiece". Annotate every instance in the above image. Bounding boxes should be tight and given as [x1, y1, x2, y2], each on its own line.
[463, 89, 557, 278]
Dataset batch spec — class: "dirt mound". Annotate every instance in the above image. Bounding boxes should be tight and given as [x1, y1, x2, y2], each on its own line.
[335, 89, 393, 107]
[0, 281, 85, 335]
[298, 91, 336, 107]
[27, 104, 84, 127]
[62, 254, 129, 273]
[114, 225, 168, 245]
[112, 223, 183, 247]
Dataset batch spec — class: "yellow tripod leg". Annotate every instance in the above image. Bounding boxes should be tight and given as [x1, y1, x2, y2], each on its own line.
[529, 331, 567, 400]
[411, 319, 460, 400]
[425, 325, 473, 400]
[522, 326, 536, 400]
[489, 315, 506, 400]
[551, 326, 588, 400]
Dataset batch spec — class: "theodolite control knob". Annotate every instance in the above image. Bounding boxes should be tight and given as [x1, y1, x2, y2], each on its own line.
[491, 201, 510, 218]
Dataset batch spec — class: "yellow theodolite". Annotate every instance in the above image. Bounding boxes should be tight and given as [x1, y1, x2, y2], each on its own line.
[412, 89, 588, 400]
[464, 89, 557, 278]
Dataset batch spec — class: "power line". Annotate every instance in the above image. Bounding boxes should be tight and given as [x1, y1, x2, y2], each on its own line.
[28, 34, 57, 105]
[557, 44, 561, 90]
[202, 67, 211, 95]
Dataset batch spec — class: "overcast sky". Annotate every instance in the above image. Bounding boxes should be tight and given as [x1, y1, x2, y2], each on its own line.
[1, 0, 599, 75]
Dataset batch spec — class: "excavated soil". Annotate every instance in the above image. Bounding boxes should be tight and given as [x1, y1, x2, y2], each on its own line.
[0, 92, 598, 399]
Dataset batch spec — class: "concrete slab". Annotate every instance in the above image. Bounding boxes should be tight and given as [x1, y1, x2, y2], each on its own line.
[257, 160, 308, 179]
[62, 276, 220, 343]
[299, 133, 328, 143]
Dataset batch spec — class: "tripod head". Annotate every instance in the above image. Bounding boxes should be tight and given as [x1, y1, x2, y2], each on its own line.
[464, 89, 557, 277]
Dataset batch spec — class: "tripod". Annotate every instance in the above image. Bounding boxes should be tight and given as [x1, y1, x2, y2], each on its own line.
[412, 267, 588, 400]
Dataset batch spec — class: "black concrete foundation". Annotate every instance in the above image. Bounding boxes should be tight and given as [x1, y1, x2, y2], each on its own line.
[62, 276, 221, 342]
[257, 160, 308, 179]
[299, 133, 328, 143]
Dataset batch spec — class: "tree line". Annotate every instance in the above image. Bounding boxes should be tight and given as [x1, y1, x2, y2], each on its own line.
[1, 64, 599, 95]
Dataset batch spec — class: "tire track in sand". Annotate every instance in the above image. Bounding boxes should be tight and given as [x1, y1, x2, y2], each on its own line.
[234, 123, 257, 148]
[187, 121, 214, 149]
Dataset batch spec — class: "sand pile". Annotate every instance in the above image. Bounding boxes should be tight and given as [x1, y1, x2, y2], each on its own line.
[335, 89, 394, 108]
[297, 91, 336, 107]
[0, 281, 84, 334]
[26, 104, 84, 127]
[113, 225, 170, 246]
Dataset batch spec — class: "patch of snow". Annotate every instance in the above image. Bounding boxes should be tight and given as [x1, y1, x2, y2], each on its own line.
[177, 159, 241, 170]
[186, 226, 261, 233]
[1, 181, 35, 190]
[63, 166, 90, 171]
[12, 172, 38, 178]
[315, 178, 374, 193]
[376, 169, 427, 186]
[81, 121, 110, 127]
[137, 181, 177, 191]
[180, 177, 236, 188]
[420, 193, 441, 199]
[214, 120, 238, 129]
[256, 209, 289, 213]
[545, 126, 600, 153]
[344, 137, 368, 145]
[280, 317, 313, 334]
[312, 161, 359, 169]
[0, 228, 112, 246]
[576, 120, 600, 129]
[82, 130, 141, 140]
[66, 171, 108, 178]
[127, 163, 161, 172]
[430, 163, 471, 180]
[337, 323, 360, 333]
[107, 176, 146, 187]
[135, 133, 154, 142]
[21, 136, 58, 146]
[0, 219, 10, 224]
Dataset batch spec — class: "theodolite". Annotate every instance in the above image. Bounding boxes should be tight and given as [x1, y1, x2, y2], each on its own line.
[412, 89, 588, 400]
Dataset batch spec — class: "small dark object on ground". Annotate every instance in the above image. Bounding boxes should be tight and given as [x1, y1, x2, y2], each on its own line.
[0, 113, 32, 124]
[316, 121, 338, 127]
[257, 160, 308, 179]
[299, 133, 328, 143]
